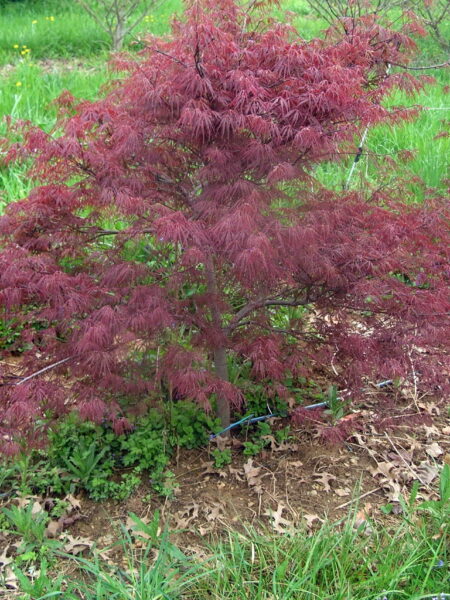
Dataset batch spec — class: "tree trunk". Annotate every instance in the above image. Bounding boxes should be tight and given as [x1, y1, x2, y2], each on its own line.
[112, 21, 126, 51]
[204, 255, 230, 429]
[214, 346, 230, 428]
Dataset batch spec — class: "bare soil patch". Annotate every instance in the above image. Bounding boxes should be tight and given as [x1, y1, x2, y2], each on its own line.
[66, 393, 449, 553]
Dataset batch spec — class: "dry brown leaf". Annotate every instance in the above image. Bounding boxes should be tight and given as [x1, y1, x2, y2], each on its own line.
[243, 459, 265, 494]
[416, 462, 438, 485]
[264, 503, 293, 534]
[444, 454, 450, 466]
[274, 441, 299, 452]
[423, 425, 440, 438]
[46, 520, 62, 538]
[16, 496, 40, 510]
[0, 545, 13, 572]
[387, 450, 413, 466]
[334, 488, 351, 497]
[200, 461, 216, 476]
[313, 472, 337, 492]
[46, 512, 83, 538]
[230, 438, 244, 449]
[381, 480, 402, 502]
[426, 442, 444, 458]
[125, 515, 154, 540]
[204, 504, 224, 522]
[60, 513, 83, 529]
[418, 401, 440, 416]
[212, 436, 229, 451]
[288, 460, 304, 469]
[228, 466, 245, 482]
[352, 433, 367, 447]
[31, 501, 44, 515]
[404, 437, 423, 452]
[261, 435, 298, 453]
[303, 513, 323, 528]
[201, 461, 227, 479]
[65, 494, 82, 511]
[1, 566, 18, 591]
[63, 534, 94, 555]
[173, 503, 199, 529]
[370, 462, 396, 480]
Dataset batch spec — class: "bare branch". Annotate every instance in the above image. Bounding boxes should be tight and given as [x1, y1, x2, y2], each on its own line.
[389, 60, 450, 70]
[14, 357, 73, 386]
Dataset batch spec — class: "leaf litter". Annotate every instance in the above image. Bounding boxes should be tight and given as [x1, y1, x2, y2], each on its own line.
[0, 392, 448, 575]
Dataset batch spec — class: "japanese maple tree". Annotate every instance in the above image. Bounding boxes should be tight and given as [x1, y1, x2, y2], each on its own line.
[0, 0, 449, 452]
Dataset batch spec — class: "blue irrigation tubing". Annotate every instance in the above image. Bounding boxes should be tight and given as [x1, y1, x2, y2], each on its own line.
[210, 400, 328, 440]
[209, 380, 393, 439]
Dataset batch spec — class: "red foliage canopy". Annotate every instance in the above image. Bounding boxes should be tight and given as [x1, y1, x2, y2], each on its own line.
[0, 0, 449, 451]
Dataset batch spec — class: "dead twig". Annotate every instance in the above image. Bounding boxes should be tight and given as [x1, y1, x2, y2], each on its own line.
[336, 486, 383, 510]
[384, 432, 430, 489]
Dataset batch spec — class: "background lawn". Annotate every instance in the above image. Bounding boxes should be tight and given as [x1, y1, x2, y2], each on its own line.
[0, 0, 448, 209]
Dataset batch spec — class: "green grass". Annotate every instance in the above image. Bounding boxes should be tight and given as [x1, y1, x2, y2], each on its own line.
[0, 60, 110, 206]
[0, 0, 448, 206]
[9, 507, 447, 599]
[0, 0, 181, 65]
[315, 80, 450, 196]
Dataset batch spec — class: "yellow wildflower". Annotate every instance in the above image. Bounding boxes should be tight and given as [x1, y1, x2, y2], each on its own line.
[22, 45, 27, 48]
[13, 44, 19, 48]
[49, 16, 55, 21]
[32, 19, 38, 24]
[15, 81, 22, 87]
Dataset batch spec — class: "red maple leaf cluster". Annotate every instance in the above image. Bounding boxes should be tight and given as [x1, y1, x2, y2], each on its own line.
[0, 0, 448, 452]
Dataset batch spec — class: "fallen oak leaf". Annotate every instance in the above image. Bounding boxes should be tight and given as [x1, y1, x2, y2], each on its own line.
[334, 488, 351, 497]
[287, 460, 304, 469]
[173, 503, 199, 529]
[243, 458, 265, 494]
[201, 460, 227, 479]
[416, 462, 438, 485]
[46, 520, 62, 538]
[381, 479, 402, 503]
[1, 566, 18, 591]
[426, 442, 444, 458]
[63, 534, 94, 556]
[423, 425, 440, 438]
[264, 503, 294, 534]
[65, 494, 82, 511]
[204, 503, 225, 522]
[370, 462, 397, 480]
[0, 545, 13, 572]
[228, 466, 245, 482]
[261, 435, 299, 453]
[303, 513, 323, 528]
[313, 472, 337, 492]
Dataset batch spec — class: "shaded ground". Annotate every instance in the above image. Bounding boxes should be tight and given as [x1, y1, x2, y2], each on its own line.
[0, 383, 449, 594]
[68, 390, 449, 551]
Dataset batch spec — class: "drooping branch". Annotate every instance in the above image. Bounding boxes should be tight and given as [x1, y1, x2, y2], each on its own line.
[0, 357, 74, 388]
[225, 296, 313, 334]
